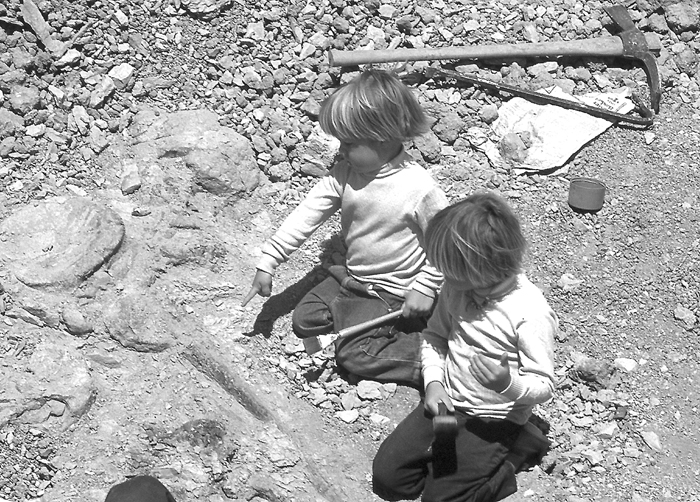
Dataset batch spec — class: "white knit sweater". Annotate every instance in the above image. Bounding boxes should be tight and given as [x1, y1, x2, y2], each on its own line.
[422, 274, 557, 424]
[257, 149, 448, 299]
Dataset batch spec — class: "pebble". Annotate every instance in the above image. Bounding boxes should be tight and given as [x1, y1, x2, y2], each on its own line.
[60, 305, 93, 336]
[614, 358, 638, 373]
[641, 431, 663, 452]
[335, 409, 359, 423]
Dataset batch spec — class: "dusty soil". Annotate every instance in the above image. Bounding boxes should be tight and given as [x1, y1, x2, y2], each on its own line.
[1, 0, 699, 501]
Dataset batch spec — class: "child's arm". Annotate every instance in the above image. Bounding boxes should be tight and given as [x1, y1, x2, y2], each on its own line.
[420, 289, 453, 412]
[242, 174, 343, 305]
[407, 187, 449, 303]
[424, 381, 454, 416]
[257, 175, 343, 275]
[469, 352, 511, 393]
[474, 312, 556, 405]
[402, 289, 434, 318]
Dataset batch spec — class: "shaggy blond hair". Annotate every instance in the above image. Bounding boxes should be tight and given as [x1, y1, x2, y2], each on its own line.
[426, 192, 527, 288]
[318, 69, 428, 142]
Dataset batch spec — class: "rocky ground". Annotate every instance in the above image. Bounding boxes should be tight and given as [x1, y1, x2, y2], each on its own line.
[1, 0, 699, 501]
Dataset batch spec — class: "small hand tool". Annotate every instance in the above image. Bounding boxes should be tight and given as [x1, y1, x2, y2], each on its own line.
[303, 309, 403, 355]
[432, 402, 458, 477]
[433, 402, 458, 438]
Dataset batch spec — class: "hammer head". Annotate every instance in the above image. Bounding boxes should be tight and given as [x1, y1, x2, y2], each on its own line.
[604, 4, 661, 113]
[433, 402, 458, 438]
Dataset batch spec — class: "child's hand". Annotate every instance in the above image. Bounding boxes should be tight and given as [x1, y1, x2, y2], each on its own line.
[403, 290, 434, 318]
[424, 381, 454, 416]
[469, 352, 512, 393]
[241, 270, 273, 306]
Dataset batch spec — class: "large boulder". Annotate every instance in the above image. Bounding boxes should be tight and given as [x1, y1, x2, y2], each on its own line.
[129, 108, 261, 197]
[0, 335, 96, 429]
[0, 197, 125, 290]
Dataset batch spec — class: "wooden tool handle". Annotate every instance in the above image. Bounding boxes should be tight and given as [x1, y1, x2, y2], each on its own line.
[328, 34, 660, 67]
[336, 310, 402, 338]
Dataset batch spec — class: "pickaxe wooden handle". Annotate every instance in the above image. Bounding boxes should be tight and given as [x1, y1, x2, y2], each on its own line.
[328, 34, 660, 67]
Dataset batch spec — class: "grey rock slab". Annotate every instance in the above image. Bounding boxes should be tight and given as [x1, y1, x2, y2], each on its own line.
[0, 108, 25, 137]
[0, 197, 125, 290]
[103, 294, 177, 352]
[0, 335, 96, 429]
[664, 1, 700, 33]
[184, 148, 260, 196]
[8, 85, 42, 114]
[129, 108, 261, 197]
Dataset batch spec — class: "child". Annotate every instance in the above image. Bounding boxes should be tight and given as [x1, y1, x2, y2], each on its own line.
[242, 69, 448, 387]
[372, 192, 557, 501]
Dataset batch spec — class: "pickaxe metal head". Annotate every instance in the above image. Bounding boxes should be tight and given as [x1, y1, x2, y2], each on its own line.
[604, 4, 662, 113]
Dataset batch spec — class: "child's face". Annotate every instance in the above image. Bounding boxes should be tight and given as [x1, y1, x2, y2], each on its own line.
[339, 139, 398, 173]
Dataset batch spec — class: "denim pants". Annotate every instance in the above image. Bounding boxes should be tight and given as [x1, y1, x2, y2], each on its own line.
[372, 404, 521, 502]
[291, 275, 427, 387]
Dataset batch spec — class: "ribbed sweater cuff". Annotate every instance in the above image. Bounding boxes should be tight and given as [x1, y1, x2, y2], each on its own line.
[422, 367, 444, 391]
[411, 282, 437, 299]
[256, 253, 280, 276]
[501, 374, 524, 401]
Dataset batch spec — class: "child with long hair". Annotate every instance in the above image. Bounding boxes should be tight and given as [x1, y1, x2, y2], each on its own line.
[373, 192, 556, 501]
[243, 69, 448, 387]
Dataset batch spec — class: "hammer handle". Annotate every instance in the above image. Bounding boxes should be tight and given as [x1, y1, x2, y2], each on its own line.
[329, 34, 660, 67]
[336, 310, 403, 338]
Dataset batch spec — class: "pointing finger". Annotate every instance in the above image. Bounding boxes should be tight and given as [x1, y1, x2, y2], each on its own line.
[241, 287, 259, 307]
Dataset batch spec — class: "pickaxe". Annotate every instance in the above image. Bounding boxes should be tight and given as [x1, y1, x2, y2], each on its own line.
[328, 4, 661, 113]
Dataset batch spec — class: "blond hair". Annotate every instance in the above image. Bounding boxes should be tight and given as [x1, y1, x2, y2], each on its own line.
[426, 192, 527, 288]
[318, 69, 428, 142]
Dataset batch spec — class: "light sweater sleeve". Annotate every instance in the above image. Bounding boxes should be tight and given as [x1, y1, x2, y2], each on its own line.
[408, 186, 449, 298]
[421, 288, 453, 388]
[257, 174, 343, 275]
[500, 311, 557, 405]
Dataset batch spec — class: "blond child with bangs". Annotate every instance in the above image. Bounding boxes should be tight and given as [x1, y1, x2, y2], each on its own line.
[243, 69, 448, 387]
[373, 192, 556, 502]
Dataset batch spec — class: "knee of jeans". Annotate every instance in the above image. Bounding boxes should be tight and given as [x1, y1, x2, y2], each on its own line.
[291, 308, 329, 338]
[291, 311, 312, 337]
[372, 465, 420, 501]
[334, 345, 364, 373]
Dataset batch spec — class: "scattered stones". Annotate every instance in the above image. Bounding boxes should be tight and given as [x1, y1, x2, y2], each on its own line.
[569, 353, 616, 389]
[0, 0, 698, 500]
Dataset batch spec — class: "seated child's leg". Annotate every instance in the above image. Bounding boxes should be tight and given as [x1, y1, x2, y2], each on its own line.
[335, 294, 425, 386]
[292, 276, 341, 338]
[421, 416, 521, 502]
[372, 404, 435, 501]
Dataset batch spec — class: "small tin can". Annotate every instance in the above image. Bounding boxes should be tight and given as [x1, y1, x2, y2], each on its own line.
[568, 177, 606, 212]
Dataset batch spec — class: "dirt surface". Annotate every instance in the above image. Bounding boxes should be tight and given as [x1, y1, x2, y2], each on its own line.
[1, 0, 700, 501]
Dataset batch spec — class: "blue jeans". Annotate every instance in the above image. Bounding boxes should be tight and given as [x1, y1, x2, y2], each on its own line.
[372, 404, 521, 502]
[292, 275, 426, 387]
